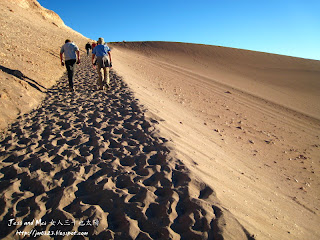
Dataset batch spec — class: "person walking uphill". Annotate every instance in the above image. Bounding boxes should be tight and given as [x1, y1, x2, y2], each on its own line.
[92, 37, 112, 90]
[85, 42, 91, 56]
[60, 39, 80, 92]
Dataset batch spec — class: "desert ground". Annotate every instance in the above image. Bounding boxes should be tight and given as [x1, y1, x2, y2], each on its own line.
[1, 0, 320, 239]
[109, 41, 320, 240]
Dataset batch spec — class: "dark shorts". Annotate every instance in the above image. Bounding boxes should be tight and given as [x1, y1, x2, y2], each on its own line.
[96, 56, 110, 68]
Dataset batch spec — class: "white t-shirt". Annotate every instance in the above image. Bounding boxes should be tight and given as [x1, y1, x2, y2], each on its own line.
[60, 42, 79, 61]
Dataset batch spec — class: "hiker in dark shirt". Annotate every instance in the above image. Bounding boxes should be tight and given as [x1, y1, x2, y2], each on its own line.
[85, 42, 92, 56]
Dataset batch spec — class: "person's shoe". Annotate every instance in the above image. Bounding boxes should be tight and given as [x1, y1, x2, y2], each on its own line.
[69, 87, 74, 92]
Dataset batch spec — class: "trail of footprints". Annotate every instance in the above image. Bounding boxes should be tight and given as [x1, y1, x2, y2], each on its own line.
[0, 56, 250, 239]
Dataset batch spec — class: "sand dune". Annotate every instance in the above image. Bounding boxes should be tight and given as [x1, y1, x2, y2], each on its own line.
[109, 41, 320, 239]
[111, 41, 320, 119]
[1, 0, 320, 239]
[0, 0, 89, 130]
[0, 56, 253, 239]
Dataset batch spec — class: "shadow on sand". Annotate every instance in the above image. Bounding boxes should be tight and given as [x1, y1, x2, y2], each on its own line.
[0, 65, 47, 92]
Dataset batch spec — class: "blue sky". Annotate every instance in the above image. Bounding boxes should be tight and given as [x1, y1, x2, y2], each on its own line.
[38, 0, 320, 60]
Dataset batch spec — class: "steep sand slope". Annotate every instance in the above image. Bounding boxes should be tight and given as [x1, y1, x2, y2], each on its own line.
[0, 0, 89, 130]
[111, 42, 320, 119]
[110, 41, 320, 239]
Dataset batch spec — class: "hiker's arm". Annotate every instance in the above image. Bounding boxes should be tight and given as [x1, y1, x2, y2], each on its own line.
[92, 54, 95, 64]
[60, 53, 64, 66]
[76, 50, 80, 64]
[108, 52, 112, 67]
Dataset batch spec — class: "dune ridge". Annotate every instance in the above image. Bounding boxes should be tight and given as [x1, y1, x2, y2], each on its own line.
[13, 0, 65, 27]
[111, 41, 320, 119]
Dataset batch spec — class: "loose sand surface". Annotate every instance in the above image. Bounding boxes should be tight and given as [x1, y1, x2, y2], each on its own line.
[1, 1, 320, 239]
[0, 55, 253, 239]
[109, 42, 320, 239]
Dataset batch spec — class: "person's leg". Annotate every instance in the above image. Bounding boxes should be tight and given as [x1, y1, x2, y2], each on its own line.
[103, 67, 107, 83]
[96, 67, 103, 90]
[65, 59, 76, 90]
[105, 67, 110, 88]
[102, 57, 110, 89]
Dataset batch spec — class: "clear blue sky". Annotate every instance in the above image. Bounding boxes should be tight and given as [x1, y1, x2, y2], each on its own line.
[38, 0, 320, 60]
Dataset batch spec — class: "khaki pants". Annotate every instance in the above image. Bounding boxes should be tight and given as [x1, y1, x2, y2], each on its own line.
[97, 67, 110, 88]
[96, 56, 110, 89]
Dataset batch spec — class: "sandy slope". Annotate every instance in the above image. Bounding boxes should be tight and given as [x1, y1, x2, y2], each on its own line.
[0, 0, 89, 130]
[0, 55, 253, 239]
[110, 41, 320, 239]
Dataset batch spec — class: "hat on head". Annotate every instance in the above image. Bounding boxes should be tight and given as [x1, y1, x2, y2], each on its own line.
[97, 37, 104, 44]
